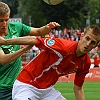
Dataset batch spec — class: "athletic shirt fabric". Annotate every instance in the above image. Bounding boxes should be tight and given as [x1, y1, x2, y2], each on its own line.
[17, 37, 91, 88]
[0, 22, 31, 89]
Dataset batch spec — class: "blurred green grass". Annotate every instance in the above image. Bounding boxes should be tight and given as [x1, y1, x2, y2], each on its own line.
[54, 82, 100, 100]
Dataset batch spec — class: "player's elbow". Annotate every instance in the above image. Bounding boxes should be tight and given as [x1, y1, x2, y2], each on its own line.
[27, 36, 37, 45]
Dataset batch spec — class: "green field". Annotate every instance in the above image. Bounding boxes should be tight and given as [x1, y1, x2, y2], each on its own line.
[54, 82, 100, 100]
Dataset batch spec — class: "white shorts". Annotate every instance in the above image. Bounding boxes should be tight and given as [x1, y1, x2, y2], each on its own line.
[12, 80, 66, 100]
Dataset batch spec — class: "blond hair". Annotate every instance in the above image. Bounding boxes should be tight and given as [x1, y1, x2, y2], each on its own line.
[0, 2, 10, 15]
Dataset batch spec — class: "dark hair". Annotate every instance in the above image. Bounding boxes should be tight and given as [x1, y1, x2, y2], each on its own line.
[84, 25, 100, 36]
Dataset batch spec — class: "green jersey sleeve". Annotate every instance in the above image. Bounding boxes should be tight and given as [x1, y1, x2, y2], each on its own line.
[8, 22, 31, 37]
[0, 47, 2, 50]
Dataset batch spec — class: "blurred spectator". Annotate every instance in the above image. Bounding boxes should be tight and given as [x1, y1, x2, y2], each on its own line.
[92, 53, 100, 68]
[30, 46, 40, 60]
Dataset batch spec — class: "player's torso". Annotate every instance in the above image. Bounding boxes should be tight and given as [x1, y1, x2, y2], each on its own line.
[18, 50, 85, 88]
[18, 38, 90, 88]
[0, 22, 30, 89]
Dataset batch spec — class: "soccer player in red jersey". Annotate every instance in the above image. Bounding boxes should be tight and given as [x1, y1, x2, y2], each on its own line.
[1, 25, 100, 100]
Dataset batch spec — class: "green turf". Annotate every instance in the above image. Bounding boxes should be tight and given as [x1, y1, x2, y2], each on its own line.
[54, 82, 100, 100]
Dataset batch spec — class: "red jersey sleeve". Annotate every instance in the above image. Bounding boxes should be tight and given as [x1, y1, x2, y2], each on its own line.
[74, 54, 91, 87]
[35, 37, 77, 55]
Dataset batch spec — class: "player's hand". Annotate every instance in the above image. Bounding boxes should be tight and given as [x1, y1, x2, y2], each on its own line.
[0, 36, 6, 45]
[24, 45, 34, 50]
[46, 22, 60, 29]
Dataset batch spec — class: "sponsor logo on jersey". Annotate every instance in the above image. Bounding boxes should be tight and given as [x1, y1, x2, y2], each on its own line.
[47, 39, 55, 46]
[12, 35, 17, 38]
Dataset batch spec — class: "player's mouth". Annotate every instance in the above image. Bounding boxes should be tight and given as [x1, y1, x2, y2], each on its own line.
[1, 27, 7, 31]
[83, 47, 88, 51]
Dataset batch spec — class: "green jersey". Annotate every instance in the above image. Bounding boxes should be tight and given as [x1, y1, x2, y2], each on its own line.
[0, 22, 31, 89]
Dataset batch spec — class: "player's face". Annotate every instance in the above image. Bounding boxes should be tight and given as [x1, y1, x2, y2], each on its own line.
[76, 31, 100, 56]
[0, 13, 9, 36]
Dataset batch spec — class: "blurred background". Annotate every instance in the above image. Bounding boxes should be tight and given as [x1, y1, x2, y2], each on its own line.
[1, 0, 100, 28]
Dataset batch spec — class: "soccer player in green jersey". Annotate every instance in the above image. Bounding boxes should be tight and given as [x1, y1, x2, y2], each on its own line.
[0, 2, 60, 100]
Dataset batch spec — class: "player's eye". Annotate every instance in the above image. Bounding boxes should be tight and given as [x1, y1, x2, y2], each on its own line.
[91, 41, 97, 45]
[0, 20, 4, 22]
[5, 19, 9, 22]
[85, 36, 90, 41]
[0, 19, 9, 22]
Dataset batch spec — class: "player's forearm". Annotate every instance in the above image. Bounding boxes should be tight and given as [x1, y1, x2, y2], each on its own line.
[33, 22, 60, 36]
[74, 85, 85, 100]
[5, 36, 37, 45]
[0, 45, 33, 65]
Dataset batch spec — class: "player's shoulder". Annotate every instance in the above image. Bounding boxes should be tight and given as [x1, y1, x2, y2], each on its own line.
[8, 22, 24, 31]
[52, 38, 78, 52]
[53, 38, 76, 43]
[8, 22, 23, 27]
[55, 38, 78, 48]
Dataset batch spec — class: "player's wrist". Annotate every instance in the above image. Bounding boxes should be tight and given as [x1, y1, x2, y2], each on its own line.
[39, 25, 50, 36]
[3, 39, 9, 45]
[44, 24, 51, 33]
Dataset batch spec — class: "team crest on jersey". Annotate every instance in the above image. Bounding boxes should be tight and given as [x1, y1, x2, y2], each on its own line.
[47, 39, 55, 46]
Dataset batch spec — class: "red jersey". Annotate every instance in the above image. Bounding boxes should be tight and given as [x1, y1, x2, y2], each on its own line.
[17, 37, 91, 88]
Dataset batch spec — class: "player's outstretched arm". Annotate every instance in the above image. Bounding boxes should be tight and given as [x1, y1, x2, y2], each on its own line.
[29, 22, 60, 36]
[0, 45, 33, 65]
[4, 36, 38, 45]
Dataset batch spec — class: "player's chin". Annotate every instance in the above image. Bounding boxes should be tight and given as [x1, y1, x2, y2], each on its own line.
[85, 49, 91, 54]
[81, 49, 89, 54]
